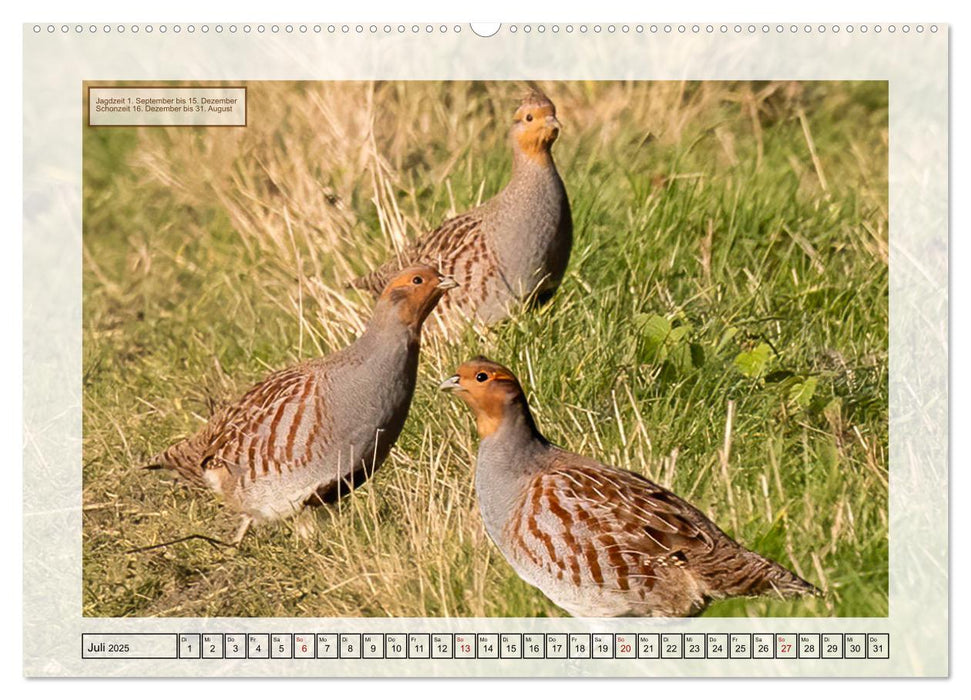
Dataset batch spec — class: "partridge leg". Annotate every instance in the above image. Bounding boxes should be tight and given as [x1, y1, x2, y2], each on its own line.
[232, 515, 253, 545]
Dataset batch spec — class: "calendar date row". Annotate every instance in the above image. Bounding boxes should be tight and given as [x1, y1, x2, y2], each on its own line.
[82, 632, 889, 661]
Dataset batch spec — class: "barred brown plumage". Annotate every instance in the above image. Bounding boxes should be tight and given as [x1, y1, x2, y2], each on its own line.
[440, 357, 821, 617]
[145, 265, 457, 542]
[350, 91, 572, 327]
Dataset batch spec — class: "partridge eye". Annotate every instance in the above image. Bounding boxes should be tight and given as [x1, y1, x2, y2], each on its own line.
[525, 113, 533, 122]
[412, 276, 424, 285]
[475, 372, 489, 383]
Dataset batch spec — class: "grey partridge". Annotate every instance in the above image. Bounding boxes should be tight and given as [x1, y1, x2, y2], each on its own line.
[440, 357, 821, 617]
[147, 265, 457, 541]
[352, 91, 572, 326]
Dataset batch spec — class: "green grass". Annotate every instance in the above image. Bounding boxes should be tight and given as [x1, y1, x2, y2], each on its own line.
[82, 81, 888, 618]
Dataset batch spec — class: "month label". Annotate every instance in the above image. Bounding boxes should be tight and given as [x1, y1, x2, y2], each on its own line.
[81, 634, 178, 660]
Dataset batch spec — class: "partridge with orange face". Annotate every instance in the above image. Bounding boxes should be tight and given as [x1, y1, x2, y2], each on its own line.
[147, 265, 456, 541]
[352, 91, 572, 326]
[440, 358, 820, 617]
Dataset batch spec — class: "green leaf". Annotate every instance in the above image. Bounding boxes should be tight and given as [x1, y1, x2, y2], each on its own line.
[689, 343, 706, 368]
[788, 376, 818, 409]
[734, 343, 772, 378]
[716, 326, 739, 353]
[669, 344, 694, 375]
[637, 314, 671, 345]
[668, 324, 689, 343]
[636, 314, 672, 361]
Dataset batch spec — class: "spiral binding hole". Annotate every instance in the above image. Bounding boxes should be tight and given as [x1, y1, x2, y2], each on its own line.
[25, 22, 944, 37]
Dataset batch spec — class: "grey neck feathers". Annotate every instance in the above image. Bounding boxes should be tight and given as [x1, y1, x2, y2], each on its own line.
[485, 396, 550, 455]
[509, 147, 558, 182]
[475, 397, 550, 532]
[356, 303, 422, 355]
[494, 149, 565, 267]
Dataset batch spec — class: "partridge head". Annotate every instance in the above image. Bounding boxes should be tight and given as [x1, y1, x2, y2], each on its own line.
[439, 356, 537, 439]
[374, 264, 460, 331]
[511, 91, 562, 164]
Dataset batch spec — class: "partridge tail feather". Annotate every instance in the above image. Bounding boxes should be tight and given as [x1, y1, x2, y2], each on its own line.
[346, 269, 386, 296]
[712, 550, 822, 601]
[760, 563, 821, 598]
[142, 436, 208, 488]
[349, 248, 426, 296]
[347, 258, 405, 297]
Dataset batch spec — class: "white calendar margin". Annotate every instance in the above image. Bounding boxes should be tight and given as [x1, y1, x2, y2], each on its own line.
[22, 24, 947, 677]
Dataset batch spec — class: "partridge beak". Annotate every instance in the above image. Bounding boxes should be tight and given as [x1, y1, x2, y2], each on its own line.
[438, 375, 463, 392]
[547, 115, 561, 133]
[437, 276, 459, 291]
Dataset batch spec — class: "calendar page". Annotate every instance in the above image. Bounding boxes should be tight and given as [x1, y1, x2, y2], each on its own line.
[22, 21, 947, 677]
